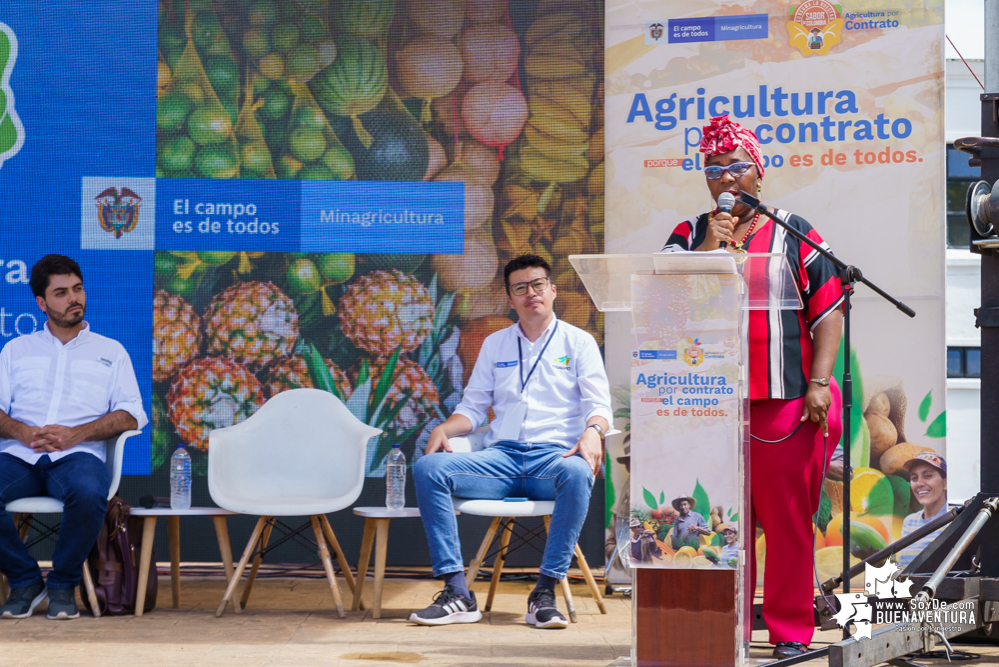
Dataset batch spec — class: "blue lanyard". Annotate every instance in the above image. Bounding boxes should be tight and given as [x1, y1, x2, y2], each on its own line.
[517, 321, 558, 393]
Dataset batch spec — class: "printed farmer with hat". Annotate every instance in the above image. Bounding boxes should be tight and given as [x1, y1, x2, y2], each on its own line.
[669, 496, 712, 551]
[896, 452, 948, 568]
[629, 516, 662, 563]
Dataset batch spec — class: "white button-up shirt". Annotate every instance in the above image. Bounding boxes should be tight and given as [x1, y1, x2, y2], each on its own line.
[454, 316, 612, 449]
[0, 322, 148, 464]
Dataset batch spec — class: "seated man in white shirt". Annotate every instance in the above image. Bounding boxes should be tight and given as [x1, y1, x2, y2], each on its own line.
[409, 254, 612, 629]
[0, 255, 147, 620]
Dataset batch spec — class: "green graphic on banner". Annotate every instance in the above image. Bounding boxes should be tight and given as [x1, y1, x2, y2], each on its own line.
[0, 23, 24, 169]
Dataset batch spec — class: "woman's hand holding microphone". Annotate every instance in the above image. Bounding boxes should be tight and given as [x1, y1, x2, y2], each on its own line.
[703, 192, 737, 251]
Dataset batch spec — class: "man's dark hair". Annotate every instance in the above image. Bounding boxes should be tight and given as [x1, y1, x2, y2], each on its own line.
[30, 255, 83, 298]
[503, 254, 551, 293]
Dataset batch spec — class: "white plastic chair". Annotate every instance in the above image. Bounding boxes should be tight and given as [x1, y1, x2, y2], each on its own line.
[447, 429, 611, 622]
[0, 429, 142, 617]
[208, 388, 381, 618]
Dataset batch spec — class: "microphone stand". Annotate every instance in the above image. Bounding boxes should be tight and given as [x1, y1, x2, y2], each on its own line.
[737, 191, 916, 638]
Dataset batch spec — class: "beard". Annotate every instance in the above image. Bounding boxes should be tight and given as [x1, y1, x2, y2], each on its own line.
[48, 303, 85, 328]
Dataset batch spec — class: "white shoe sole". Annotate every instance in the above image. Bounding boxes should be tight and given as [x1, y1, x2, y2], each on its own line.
[409, 609, 482, 626]
[0, 588, 47, 619]
[47, 610, 80, 620]
[525, 612, 568, 629]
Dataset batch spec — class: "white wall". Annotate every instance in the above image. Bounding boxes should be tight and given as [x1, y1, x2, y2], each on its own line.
[946, 59, 985, 143]
[944, 50, 983, 502]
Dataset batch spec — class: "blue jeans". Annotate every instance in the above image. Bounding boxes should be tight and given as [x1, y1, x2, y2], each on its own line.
[413, 442, 594, 580]
[0, 452, 110, 589]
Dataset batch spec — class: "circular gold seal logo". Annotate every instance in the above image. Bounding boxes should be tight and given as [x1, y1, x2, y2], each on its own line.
[793, 0, 839, 29]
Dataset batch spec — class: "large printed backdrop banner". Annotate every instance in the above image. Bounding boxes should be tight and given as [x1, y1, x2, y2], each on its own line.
[604, 0, 945, 583]
[0, 0, 606, 521]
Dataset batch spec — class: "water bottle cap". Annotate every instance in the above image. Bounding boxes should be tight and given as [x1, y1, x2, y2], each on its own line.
[177, 444, 186, 449]
[391, 444, 401, 449]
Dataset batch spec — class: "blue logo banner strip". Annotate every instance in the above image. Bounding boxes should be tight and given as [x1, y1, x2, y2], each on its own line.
[668, 14, 768, 43]
[155, 179, 464, 253]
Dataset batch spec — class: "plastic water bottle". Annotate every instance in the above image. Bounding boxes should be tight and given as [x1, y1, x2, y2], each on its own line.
[386, 445, 406, 510]
[170, 444, 192, 510]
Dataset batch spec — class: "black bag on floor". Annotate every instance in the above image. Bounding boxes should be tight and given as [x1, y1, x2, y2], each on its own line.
[79, 496, 157, 615]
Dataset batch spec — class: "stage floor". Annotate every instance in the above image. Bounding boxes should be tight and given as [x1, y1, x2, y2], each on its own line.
[1, 576, 997, 666]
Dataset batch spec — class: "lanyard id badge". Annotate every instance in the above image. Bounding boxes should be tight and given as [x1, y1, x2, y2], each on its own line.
[495, 322, 559, 441]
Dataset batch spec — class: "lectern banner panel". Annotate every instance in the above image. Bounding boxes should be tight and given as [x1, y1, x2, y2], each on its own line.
[628, 273, 744, 570]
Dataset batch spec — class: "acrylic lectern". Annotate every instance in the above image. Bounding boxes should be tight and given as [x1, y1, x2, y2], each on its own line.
[569, 252, 802, 667]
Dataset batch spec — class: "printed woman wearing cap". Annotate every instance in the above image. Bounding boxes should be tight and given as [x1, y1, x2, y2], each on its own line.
[662, 115, 846, 659]
[715, 523, 740, 566]
[895, 453, 948, 569]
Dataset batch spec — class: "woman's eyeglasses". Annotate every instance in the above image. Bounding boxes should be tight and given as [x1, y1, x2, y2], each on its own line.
[703, 162, 755, 179]
[509, 277, 551, 296]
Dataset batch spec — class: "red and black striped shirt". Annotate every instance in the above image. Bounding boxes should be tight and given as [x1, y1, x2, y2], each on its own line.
[662, 209, 845, 400]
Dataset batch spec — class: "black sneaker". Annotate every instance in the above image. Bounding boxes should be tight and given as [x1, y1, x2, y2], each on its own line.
[526, 587, 568, 629]
[45, 587, 80, 620]
[408, 585, 482, 626]
[773, 642, 808, 658]
[0, 580, 47, 619]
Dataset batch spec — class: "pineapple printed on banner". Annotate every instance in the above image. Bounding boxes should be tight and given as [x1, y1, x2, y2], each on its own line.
[152, 251, 464, 476]
[204, 280, 299, 371]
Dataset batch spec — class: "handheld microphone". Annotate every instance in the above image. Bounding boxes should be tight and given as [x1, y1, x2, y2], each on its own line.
[716, 192, 736, 249]
[139, 495, 171, 509]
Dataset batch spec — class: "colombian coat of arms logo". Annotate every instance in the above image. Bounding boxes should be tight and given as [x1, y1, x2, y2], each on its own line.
[95, 187, 142, 239]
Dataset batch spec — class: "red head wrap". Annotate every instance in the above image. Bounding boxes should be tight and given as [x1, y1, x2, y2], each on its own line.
[699, 115, 764, 179]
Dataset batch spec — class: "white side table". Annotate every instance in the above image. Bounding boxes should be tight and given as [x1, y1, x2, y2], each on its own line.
[129, 507, 237, 616]
[351, 507, 423, 618]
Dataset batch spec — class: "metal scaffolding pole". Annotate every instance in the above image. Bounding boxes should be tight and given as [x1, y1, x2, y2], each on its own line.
[980, 0, 999, 579]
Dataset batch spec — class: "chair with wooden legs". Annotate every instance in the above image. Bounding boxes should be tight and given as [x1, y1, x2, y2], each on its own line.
[208, 388, 381, 618]
[448, 431, 613, 622]
[454, 499, 607, 622]
[0, 430, 142, 615]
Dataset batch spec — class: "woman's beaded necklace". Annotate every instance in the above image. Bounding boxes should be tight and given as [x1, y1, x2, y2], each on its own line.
[733, 211, 761, 251]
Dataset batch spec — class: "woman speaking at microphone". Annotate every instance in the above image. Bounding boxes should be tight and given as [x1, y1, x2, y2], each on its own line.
[661, 115, 845, 659]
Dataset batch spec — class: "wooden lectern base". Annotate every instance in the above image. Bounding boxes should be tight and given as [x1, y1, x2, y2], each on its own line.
[635, 568, 737, 667]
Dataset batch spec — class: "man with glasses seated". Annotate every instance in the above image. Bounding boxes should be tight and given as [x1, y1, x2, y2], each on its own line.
[410, 254, 612, 629]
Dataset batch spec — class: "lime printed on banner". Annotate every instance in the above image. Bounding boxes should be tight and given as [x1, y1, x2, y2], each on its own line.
[0, 23, 24, 169]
